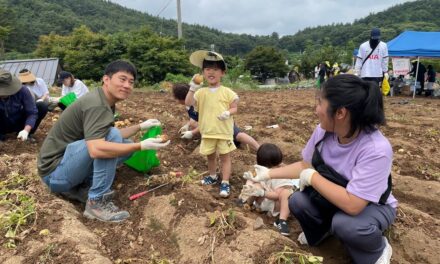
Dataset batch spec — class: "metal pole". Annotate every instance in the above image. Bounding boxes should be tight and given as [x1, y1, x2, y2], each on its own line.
[412, 56, 419, 99]
[176, 0, 182, 39]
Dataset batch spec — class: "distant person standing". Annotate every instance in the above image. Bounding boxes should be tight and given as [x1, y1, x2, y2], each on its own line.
[426, 65, 436, 97]
[408, 61, 427, 95]
[355, 28, 389, 88]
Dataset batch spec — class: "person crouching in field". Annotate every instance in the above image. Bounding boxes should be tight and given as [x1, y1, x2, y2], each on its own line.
[185, 50, 238, 198]
[172, 83, 259, 151]
[241, 143, 295, 236]
[245, 74, 397, 264]
[38, 60, 170, 223]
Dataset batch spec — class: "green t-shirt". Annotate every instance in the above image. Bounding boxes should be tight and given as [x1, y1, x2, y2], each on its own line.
[38, 87, 114, 176]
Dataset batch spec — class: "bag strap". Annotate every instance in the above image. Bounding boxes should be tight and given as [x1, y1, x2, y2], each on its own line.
[361, 45, 378, 69]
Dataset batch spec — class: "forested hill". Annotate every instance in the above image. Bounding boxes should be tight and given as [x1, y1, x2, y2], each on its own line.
[1, 0, 439, 56]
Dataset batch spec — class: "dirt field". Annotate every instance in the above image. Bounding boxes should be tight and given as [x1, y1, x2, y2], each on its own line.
[0, 88, 439, 264]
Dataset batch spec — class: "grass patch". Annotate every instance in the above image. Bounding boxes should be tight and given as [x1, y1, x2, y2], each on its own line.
[148, 216, 165, 232]
[0, 171, 36, 249]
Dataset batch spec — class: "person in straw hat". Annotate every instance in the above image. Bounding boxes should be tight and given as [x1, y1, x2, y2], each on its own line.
[0, 69, 45, 142]
[185, 50, 238, 198]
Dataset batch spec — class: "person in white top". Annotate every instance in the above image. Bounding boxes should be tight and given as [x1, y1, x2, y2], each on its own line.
[18, 69, 50, 103]
[355, 28, 389, 87]
[58, 71, 89, 98]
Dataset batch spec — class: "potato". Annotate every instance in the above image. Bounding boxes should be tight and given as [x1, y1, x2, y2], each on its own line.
[193, 74, 204, 85]
[157, 134, 169, 142]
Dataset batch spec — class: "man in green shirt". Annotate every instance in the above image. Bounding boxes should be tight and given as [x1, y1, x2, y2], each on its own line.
[38, 60, 170, 222]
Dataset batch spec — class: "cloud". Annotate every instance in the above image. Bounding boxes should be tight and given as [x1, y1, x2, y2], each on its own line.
[110, 0, 414, 36]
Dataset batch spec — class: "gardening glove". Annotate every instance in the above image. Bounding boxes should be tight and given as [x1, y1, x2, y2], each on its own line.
[217, 110, 231, 121]
[178, 123, 190, 133]
[36, 98, 44, 103]
[299, 168, 317, 191]
[17, 130, 29, 141]
[189, 74, 202, 92]
[140, 137, 170, 150]
[242, 165, 270, 182]
[180, 130, 193, 139]
[241, 184, 265, 197]
[140, 119, 161, 130]
[384, 72, 389, 80]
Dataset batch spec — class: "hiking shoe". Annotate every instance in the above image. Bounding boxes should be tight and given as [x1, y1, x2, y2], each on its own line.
[274, 219, 290, 236]
[201, 175, 218, 185]
[219, 182, 230, 197]
[83, 191, 129, 222]
[60, 185, 89, 204]
[374, 237, 392, 264]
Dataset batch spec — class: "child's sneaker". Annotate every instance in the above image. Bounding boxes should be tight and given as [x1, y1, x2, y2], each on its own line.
[274, 219, 290, 236]
[219, 182, 230, 197]
[201, 175, 218, 185]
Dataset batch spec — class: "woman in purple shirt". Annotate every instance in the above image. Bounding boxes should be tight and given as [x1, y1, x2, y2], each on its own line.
[244, 74, 397, 264]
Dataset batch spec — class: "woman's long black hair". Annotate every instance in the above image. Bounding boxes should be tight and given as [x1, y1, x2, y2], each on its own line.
[322, 74, 386, 138]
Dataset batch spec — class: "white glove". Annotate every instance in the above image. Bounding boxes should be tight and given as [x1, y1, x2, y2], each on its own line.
[217, 110, 230, 121]
[242, 165, 270, 182]
[299, 168, 316, 191]
[17, 130, 29, 141]
[384, 72, 389, 80]
[140, 138, 170, 150]
[240, 184, 265, 197]
[178, 123, 190, 133]
[180, 131, 193, 139]
[140, 119, 161, 130]
[189, 74, 202, 92]
[36, 98, 44, 103]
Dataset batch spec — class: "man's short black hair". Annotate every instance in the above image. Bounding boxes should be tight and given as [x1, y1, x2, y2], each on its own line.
[104, 60, 137, 80]
[172, 83, 190, 100]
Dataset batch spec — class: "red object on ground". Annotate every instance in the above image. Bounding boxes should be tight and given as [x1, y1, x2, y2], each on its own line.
[129, 183, 168, 201]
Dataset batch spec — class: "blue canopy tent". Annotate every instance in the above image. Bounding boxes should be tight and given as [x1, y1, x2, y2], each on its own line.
[387, 31, 440, 97]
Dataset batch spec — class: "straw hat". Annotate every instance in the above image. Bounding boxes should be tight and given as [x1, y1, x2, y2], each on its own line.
[18, 70, 36, 83]
[0, 69, 22, 96]
[189, 50, 226, 69]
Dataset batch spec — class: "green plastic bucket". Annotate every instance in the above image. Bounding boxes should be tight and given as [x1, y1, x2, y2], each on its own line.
[59, 92, 77, 107]
[124, 126, 162, 173]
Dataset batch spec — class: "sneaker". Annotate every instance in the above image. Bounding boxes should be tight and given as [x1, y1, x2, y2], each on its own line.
[83, 191, 130, 222]
[297, 231, 331, 246]
[219, 182, 230, 197]
[60, 184, 89, 204]
[201, 175, 218, 185]
[274, 219, 290, 236]
[374, 237, 392, 264]
[297, 232, 308, 245]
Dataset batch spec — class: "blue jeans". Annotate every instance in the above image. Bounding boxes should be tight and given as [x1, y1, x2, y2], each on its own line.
[42, 127, 132, 200]
[289, 191, 396, 264]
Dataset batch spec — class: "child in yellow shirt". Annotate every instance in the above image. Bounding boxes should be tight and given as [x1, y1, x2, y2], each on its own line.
[185, 50, 238, 197]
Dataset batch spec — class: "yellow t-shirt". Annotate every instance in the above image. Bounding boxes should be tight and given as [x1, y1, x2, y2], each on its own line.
[194, 86, 238, 140]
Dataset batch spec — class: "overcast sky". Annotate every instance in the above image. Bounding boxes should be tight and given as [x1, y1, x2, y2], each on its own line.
[110, 0, 414, 36]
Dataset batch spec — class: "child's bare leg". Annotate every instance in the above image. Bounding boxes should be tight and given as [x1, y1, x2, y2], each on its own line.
[278, 188, 292, 220]
[236, 132, 260, 151]
[207, 153, 217, 177]
[219, 153, 231, 182]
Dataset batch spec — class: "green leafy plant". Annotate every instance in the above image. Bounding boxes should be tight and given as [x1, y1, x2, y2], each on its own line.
[268, 246, 323, 264]
[0, 172, 36, 249]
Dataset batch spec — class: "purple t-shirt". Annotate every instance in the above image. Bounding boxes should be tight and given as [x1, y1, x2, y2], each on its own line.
[302, 125, 398, 208]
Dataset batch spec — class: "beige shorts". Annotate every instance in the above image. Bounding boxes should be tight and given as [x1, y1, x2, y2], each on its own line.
[200, 138, 236, 155]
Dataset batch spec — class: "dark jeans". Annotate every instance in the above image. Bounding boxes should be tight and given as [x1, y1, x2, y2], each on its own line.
[0, 101, 48, 137]
[289, 191, 396, 264]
